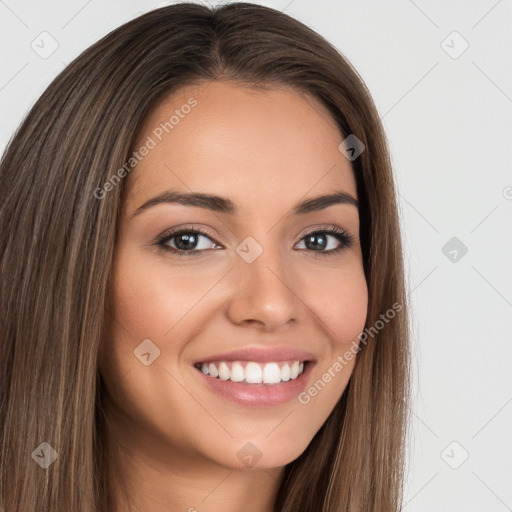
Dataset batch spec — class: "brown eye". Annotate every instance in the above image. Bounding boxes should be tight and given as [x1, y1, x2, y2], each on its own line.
[296, 226, 354, 256]
[156, 226, 221, 256]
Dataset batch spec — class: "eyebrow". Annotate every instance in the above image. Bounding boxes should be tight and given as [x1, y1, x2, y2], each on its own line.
[132, 190, 358, 218]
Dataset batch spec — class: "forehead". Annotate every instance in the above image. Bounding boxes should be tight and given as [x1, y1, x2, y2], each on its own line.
[124, 80, 357, 214]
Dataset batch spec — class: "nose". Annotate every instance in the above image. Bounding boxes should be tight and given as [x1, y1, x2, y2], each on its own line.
[226, 243, 303, 331]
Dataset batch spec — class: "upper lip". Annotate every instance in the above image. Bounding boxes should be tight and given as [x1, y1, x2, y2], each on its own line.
[194, 346, 316, 364]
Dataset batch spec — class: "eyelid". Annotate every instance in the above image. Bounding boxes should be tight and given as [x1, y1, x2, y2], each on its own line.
[155, 224, 220, 245]
[294, 223, 350, 240]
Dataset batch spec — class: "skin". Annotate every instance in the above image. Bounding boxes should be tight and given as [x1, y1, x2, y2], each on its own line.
[99, 80, 368, 512]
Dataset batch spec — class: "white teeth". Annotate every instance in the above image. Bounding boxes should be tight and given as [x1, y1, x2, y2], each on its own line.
[218, 362, 230, 381]
[208, 363, 218, 378]
[245, 362, 262, 383]
[262, 362, 281, 384]
[230, 362, 245, 382]
[198, 360, 306, 385]
[281, 363, 291, 381]
[290, 361, 299, 379]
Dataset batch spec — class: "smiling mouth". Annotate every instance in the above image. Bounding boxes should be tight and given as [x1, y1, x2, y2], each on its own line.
[193, 360, 309, 385]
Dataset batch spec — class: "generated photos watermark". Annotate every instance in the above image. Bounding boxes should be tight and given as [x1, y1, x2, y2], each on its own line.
[297, 301, 402, 404]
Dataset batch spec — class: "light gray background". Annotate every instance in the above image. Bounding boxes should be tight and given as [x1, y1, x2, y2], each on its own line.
[1, 1, 511, 510]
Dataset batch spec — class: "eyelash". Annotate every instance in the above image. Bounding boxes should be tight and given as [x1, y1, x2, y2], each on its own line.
[154, 224, 354, 258]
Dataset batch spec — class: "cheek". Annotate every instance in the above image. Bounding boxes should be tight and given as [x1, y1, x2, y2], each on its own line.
[308, 262, 368, 348]
[110, 249, 213, 341]
[290, 266, 367, 445]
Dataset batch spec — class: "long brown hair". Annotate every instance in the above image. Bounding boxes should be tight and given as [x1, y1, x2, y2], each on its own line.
[0, 3, 410, 510]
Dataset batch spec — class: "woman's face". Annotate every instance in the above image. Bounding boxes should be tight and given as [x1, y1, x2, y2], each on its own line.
[99, 81, 368, 471]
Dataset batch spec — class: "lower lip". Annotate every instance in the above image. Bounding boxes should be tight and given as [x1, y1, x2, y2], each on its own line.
[194, 362, 315, 407]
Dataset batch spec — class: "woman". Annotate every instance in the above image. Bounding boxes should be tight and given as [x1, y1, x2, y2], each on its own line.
[0, 3, 410, 511]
